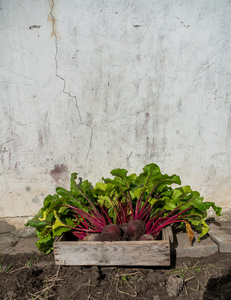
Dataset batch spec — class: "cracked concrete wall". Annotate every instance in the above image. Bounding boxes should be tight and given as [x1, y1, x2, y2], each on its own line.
[1, 0, 231, 228]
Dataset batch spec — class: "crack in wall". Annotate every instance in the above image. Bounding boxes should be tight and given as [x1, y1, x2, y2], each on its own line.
[49, 0, 93, 159]
[0, 139, 13, 147]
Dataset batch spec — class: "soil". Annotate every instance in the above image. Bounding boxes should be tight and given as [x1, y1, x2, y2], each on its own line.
[0, 251, 231, 300]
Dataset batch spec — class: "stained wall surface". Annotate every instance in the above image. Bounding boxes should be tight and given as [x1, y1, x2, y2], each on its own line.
[1, 0, 231, 227]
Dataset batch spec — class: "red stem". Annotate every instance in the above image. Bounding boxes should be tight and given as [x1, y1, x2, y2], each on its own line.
[74, 185, 103, 220]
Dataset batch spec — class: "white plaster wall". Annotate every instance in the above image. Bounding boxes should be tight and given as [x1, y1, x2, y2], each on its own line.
[1, 0, 231, 227]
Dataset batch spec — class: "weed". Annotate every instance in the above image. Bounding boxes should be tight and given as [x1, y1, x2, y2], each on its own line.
[166, 262, 216, 279]
[121, 275, 128, 282]
[25, 254, 39, 268]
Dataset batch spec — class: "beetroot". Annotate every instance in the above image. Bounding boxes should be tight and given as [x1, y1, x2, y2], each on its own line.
[83, 233, 101, 241]
[127, 220, 146, 240]
[138, 234, 154, 241]
[119, 223, 129, 240]
[100, 224, 121, 241]
[119, 223, 128, 234]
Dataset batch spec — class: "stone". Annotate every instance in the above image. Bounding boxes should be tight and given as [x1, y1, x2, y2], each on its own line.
[0, 233, 19, 254]
[174, 232, 218, 258]
[9, 237, 39, 255]
[12, 227, 37, 238]
[190, 291, 204, 300]
[216, 209, 231, 222]
[166, 275, 183, 297]
[0, 220, 15, 234]
[208, 222, 231, 253]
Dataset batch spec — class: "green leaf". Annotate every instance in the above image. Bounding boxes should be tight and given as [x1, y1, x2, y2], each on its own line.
[65, 218, 76, 227]
[92, 182, 108, 197]
[36, 233, 52, 244]
[163, 201, 176, 211]
[37, 225, 51, 238]
[70, 173, 81, 195]
[58, 205, 69, 214]
[212, 203, 222, 216]
[52, 219, 65, 231]
[94, 181, 107, 191]
[110, 168, 128, 178]
[35, 236, 54, 254]
[180, 185, 192, 194]
[172, 189, 183, 200]
[135, 163, 161, 186]
[25, 212, 48, 228]
[56, 187, 72, 197]
[97, 196, 112, 209]
[43, 194, 59, 208]
[161, 174, 181, 186]
[193, 201, 222, 216]
[130, 186, 148, 199]
[51, 212, 75, 237]
[198, 220, 210, 241]
[143, 163, 160, 174]
[53, 226, 72, 236]
[39, 200, 61, 221]
[110, 168, 137, 188]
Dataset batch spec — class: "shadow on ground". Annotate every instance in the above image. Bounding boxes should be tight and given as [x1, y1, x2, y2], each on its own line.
[203, 270, 231, 300]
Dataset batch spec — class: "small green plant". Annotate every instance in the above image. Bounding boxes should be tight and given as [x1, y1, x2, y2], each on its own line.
[166, 263, 216, 279]
[26, 260, 32, 268]
[121, 275, 128, 282]
[26, 163, 222, 254]
[120, 273, 140, 283]
[25, 254, 39, 268]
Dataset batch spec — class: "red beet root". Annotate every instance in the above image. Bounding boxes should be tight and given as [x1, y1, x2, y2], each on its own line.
[119, 223, 129, 240]
[127, 220, 146, 240]
[119, 223, 128, 234]
[138, 234, 154, 241]
[83, 233, 101, 241]
[100, 224, 121, 241]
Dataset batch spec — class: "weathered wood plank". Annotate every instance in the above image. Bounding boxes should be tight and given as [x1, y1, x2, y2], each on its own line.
[162, 226, 173, 241]
[54, 228, 171, 266]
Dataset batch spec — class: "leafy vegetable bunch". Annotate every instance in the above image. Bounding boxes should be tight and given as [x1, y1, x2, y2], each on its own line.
[26, 163, 222, 253]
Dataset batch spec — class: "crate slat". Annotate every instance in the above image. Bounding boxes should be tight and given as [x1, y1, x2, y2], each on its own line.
[54, 227, 171, 266]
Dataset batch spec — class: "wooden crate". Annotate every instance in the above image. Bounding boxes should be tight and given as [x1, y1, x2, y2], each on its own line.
[54, 227, 172, 266]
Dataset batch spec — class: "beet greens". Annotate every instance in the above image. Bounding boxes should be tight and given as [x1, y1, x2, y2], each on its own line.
[26, 163, 222, 253]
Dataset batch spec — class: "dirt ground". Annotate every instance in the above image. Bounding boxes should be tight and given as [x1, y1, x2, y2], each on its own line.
[0, 251, 231, 300]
